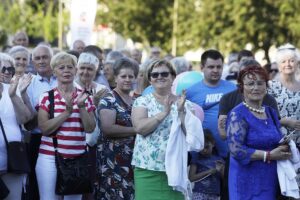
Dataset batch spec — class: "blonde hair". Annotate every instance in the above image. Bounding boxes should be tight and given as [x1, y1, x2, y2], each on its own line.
[50, 52, 77, 70]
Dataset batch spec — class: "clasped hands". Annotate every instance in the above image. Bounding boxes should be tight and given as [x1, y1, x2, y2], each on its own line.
[162, 90, 187, 115]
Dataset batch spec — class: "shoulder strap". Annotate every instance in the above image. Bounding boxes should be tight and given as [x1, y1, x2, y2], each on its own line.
[0, 118, 9, 147]
[48, 89, 58, 149]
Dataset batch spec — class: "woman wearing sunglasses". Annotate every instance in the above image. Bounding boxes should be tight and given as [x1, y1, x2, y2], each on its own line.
[0, 53, 32, 200]
[131, 59, 193, 200]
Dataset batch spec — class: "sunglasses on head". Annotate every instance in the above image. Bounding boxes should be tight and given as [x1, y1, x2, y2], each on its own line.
[1, 66, 15, 75]
[150, 71, 170, 79]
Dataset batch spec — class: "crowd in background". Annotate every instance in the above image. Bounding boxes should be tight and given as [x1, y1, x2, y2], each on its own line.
[1, 30, 300, 200]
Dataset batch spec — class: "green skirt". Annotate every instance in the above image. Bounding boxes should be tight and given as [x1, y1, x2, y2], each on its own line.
[134, 167, 184, 200]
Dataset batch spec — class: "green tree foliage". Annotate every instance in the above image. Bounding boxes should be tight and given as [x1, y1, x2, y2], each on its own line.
[97, 0, 174, 52]
[97, 0, 300, 61]
[0, 0, 61, 45]
[191, 0, 300, 62]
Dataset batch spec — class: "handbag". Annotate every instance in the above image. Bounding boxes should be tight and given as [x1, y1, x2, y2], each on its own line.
[0, 118, 31, 174]
[0, 177, 9, 199]
[48, 89, 93, 195]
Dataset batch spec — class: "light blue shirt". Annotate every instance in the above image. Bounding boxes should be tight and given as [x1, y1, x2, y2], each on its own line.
[27, 73, 57, 134]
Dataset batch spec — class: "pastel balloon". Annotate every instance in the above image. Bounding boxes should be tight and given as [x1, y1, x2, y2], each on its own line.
[192, 103, 204, 122]
[172, 71, 203, 95]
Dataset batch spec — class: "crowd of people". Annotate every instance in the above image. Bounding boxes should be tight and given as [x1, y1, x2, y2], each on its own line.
[1, 30, 300, 200]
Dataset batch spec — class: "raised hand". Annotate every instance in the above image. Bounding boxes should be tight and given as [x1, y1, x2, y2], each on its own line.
[93, 88, 109, 105]
[19, 73, 33, 94]
[77, 91, 89, 108]
[9, 75, 21, 97]
[177, 89, 186, 112]
[163, 94, 176, 115]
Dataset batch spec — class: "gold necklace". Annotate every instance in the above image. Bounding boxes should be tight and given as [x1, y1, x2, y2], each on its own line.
[243, 101, 265, 114]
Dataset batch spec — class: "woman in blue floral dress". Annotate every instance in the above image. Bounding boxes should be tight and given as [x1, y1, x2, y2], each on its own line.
[96, 58, 139, 200]
[226, 66, 291, 200]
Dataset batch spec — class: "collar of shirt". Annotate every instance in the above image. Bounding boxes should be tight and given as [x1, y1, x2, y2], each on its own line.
[37, 73, 56, 82]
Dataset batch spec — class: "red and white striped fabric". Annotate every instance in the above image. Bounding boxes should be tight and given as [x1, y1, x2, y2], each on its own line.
[38, 87, 95, 158]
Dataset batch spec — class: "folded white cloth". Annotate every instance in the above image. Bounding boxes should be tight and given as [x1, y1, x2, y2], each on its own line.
[277, 140, 300, 198]
[165, 107, 204, 199]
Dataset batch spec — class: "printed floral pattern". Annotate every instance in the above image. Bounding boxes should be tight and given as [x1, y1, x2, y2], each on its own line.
[96, 92, 135, 200]
[132, 93, 192, 171]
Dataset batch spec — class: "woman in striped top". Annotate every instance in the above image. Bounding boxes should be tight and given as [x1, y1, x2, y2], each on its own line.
[36, 52, 96, 200]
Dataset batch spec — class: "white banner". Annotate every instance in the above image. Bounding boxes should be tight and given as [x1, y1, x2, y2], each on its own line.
[70, 0, 97, 46]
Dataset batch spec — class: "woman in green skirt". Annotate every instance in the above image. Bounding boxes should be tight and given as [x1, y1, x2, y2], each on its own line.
[131, 59, 192, 200]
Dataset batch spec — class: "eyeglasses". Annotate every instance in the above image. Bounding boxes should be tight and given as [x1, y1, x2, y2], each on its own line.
[1, 66, 15, 75]
[243, 81, 266, 88]
[269, 69, 278, 73]
[150, 71, 170, 79]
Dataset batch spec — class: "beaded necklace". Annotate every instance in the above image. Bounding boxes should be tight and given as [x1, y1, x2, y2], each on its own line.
[243, 101, 265, 114]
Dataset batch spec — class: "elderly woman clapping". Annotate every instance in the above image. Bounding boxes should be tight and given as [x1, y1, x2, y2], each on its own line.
[36, 52, 96, 200]
[0, 53, 31, 199]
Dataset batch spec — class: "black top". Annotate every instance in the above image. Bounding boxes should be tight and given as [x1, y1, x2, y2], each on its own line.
[218, 89, 280, 118]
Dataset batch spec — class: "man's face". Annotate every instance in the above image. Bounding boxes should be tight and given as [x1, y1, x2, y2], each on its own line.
[73, 41, 85, 54]
[32, 47, 52, 77]
[202, 58, 223, 85]
[131, 50, 142, 64]
[103, 63, 114, 82]
[13, 33, 29, 47]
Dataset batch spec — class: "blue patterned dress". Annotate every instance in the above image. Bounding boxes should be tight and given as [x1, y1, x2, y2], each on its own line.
[96, 91, 135, 200]
[226, 103, 283, 200]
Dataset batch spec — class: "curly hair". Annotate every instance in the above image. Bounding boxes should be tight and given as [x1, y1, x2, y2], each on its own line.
[237, 65, 269, 93]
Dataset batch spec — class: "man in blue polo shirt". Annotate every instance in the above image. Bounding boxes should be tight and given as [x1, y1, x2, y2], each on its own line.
[186, 49, 236, 158]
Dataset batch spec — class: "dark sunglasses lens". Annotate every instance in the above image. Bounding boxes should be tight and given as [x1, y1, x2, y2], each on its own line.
[1, 67, 15, 74]
[151, 72, 159, 78]
[270, 69, 278, 73]
[161, 72, 170, 77]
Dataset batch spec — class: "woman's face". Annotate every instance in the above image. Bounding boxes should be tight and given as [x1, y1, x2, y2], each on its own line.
[103, 63, 114, 82]
[149, 65, 174, 90]
[115, 68, 135, 93]
[200, 140, 214, 156]
[242, 73, 267, 103]
[53, 60, 76, 84]
[0, 60, 15, 83]
[278, 54, 297, 75]
[12, 51, 28, 76]
[77, 63, 96, 84]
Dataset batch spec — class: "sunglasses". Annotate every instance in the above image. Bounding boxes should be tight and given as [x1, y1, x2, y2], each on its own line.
[150, 71, 170, 79]
[1, 66, 15, 75]
[269, 69, 278, 73]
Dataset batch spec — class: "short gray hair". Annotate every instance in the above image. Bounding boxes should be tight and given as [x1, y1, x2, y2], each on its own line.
[50, 52, 77, 70]
[105, 51, 124, 64]
[170, 57, 189, 74]
[0, 53, 15, 68]
[276, 43, 298, 63]
[77, 52, 99, 69]
[8, 45, 30, 64]
[32, 44, 53, 58]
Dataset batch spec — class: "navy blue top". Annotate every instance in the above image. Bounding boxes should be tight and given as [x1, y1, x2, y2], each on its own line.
[190, 152, 223, 195]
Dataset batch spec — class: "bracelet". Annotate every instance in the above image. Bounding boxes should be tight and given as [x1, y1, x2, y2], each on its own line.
[267, 151, 271, 163]
[263, 151, 267, 162]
